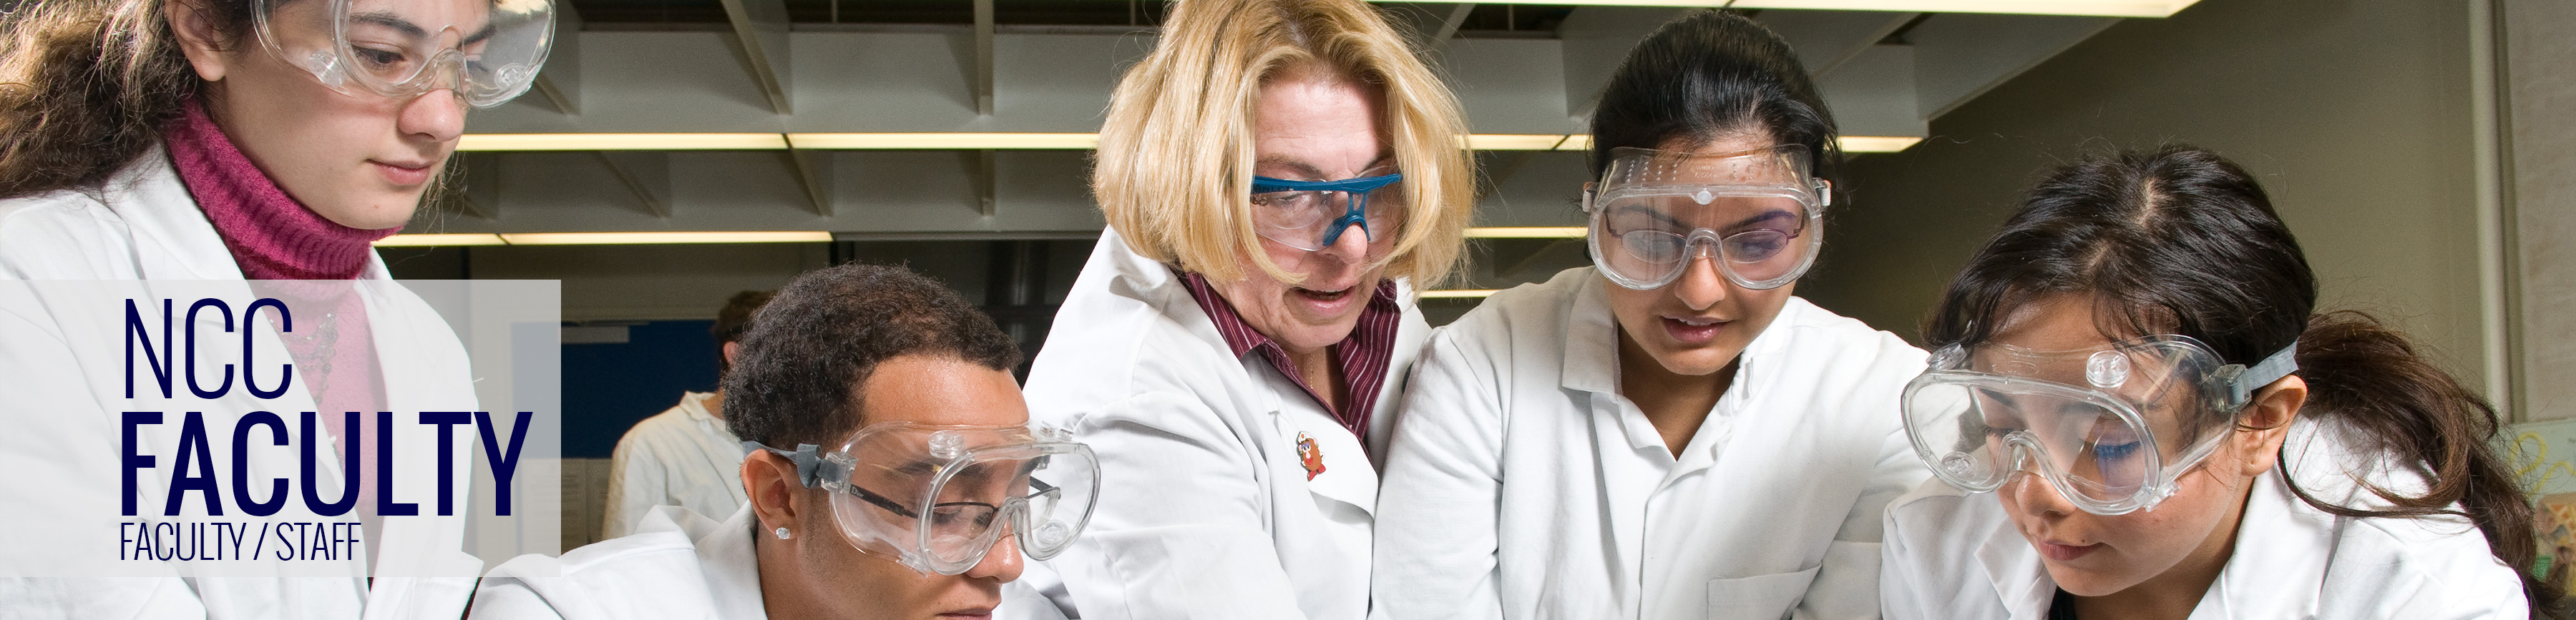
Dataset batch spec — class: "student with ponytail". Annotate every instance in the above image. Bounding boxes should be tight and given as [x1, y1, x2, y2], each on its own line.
[0, 0, 552, 616]
[1880, 144, 2552, 619]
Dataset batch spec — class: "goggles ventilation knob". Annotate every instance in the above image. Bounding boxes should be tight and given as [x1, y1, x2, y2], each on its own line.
[2086, 350, 2130, 388]
[1035, 521, 1073, 547]
[928, 431, 967, 460]
[1938, 453, 1982, 478]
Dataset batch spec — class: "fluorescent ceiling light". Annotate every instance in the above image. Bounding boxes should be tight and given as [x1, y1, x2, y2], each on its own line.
[457, 133, 789, 151]
[500, 232, 834, 245]
[454, 132, 1922, 154]
[1421, 289, 1501, 299]
[788, 132, 1100, 149]
[1373, 0, 2198, 18]
[374, 233, 506, 247]
[1467, 227, 1587, 238]
[1840, 136, 1924, 153]
[1463, 134, 1570, 151]
[376, 231, 834, 245]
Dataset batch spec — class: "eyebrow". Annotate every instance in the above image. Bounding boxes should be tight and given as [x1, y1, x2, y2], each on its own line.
[1254, 152, 1396, 181]
[351, 11, 497, 46]
[1611, 202, 1797, 232]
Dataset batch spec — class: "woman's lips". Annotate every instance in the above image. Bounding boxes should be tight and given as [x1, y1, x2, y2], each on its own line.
[2039, 540, 2104, 562]
[938, 607, 995, 620]
[1659, 315, 1726, 345]
[373, 160, 434, 187]
[1291, 285, 1357, 315]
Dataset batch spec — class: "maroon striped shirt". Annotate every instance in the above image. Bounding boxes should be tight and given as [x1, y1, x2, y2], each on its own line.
[1178, 271, 1402, 447]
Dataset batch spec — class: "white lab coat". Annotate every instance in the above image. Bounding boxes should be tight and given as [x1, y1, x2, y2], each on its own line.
[1372, 267, 1931, 620]
[1016, 228, 1428, 620]
[0, 147, 484, 619]
[1880, 418, 2529, 620]
[603, 392, 751, 539]
[472, 506, 766, 620]
[475, 504, 1066, 620]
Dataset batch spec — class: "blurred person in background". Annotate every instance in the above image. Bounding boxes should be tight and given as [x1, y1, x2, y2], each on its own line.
[603, 290, 776, 539]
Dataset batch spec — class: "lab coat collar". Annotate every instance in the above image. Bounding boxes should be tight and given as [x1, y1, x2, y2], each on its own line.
[695, 506, 773, 620]
[1554, 270, 1810, 454]
[677, 391, 721, 424]
[1971, 510, 2056, 620]
[109, 147, 396, 281]
[1092, 227, 1235, 355]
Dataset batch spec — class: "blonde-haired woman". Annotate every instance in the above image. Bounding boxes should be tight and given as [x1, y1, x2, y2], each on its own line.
[1018, 0, 1472, 617]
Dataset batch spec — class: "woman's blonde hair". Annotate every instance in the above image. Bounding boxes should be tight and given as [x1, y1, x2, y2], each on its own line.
[1092, 0, 1473, 286]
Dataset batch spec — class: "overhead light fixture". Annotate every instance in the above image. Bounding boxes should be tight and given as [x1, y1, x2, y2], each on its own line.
[501, 231, 834, 245]
[376, 231, 835, 246]
[374, 233, 506, 247]
[1556, 134, 1918, 153]
[1840, 136, 1925, 153]
[1463, 134, 1571, 151]
[1422, 289, 1501, 299]
[1467, 227, 1587, 238]
[788, 132, 1100, 149]
[1369, 0, 2197, 18]
[453, 132, 1923, 154]
[457, 133, 789, 152]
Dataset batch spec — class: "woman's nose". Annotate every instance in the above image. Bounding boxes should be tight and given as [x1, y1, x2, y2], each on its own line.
[2002, 468, 2076, 518]
[1667, 253, 1732, 311]
[962, 526, 1025, 582]
[1320, 220, 1372, 262]
[399, 89, 468, 144]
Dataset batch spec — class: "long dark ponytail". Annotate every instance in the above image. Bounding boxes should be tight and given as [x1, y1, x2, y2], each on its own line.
[1924, 144, 2559, 616]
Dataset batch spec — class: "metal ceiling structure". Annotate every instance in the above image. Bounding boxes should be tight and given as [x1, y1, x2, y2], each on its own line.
[422, 1, 2155, 243]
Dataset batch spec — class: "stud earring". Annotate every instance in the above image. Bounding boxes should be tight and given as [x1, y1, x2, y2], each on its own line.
[774, 527, 792, 540]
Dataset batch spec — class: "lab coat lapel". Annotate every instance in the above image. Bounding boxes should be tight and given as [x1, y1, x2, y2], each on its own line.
[109, 149, 249, 280]
[358, 280, 486, 620]
[1974, 513, 2057, 620]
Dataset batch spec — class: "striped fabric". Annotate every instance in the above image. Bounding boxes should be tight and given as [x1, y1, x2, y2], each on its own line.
[1179, 271, 1403, 448]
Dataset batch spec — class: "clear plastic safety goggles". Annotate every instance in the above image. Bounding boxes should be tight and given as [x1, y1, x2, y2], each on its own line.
[254, 0, 555, 107]
[1249, 169, 1406, 251]
[1901, 335, 2298, 516]
[749, 422, 1100, 576]
[1582, 146, 1830, 291]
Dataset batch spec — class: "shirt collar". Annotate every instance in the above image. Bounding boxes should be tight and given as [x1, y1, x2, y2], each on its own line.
[1174, 270, 1405, 440]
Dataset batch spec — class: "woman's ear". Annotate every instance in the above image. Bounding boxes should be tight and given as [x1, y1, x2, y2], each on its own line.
[741, 449, 804, 539]
[164, 0, 234, 82]
[2230, 375, 2308, 477]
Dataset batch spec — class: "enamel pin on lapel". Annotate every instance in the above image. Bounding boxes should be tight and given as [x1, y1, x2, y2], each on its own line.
[1296, 431, 1327, 481]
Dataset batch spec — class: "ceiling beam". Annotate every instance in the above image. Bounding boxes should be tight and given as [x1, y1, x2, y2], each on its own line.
[1755, 9, 1921, 77]
[788, 149, 834, 216]
[973, 0, 997, 116]
[594, 152, 672, 218]
[718, 0, 794, 114]
[528, 4, 581, 114]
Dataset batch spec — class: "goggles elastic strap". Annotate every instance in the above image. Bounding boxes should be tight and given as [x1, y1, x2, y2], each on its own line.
[743, 441, 832, 488]
[2225, 340, 2301, 406]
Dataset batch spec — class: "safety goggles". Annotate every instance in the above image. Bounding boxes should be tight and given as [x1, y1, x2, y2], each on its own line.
[749, 422, 1100, 576]
[1582, 146, 1830, 291]
[254, 0, 555, 108]
[1249, 169, 1405, 251]
[1901, 335, 2298, 516]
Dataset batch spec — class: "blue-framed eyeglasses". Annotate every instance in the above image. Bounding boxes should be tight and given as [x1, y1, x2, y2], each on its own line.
[1249, 172, 1405, 251]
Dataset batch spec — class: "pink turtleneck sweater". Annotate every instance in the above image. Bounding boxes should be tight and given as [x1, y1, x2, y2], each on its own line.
[162, 97, 401, 280]
[162, 98, 394, 473]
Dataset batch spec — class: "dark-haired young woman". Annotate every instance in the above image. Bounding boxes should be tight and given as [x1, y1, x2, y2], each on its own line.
[0, 0, 550, 616]
[1880, 145, 2550, 619]
[1371, 11, 1930, 619]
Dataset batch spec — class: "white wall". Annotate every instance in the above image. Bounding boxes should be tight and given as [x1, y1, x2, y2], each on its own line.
[2507, 0, 2576, 420]
[1800, 0, 2497, 393]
